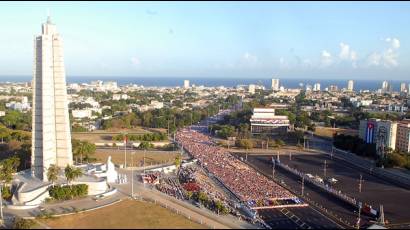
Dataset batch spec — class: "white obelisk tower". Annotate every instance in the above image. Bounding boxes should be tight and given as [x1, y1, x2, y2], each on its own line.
[32, 16, 73, 181]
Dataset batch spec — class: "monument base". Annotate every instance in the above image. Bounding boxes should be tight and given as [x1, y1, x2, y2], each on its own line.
[9, 159, 120, 209]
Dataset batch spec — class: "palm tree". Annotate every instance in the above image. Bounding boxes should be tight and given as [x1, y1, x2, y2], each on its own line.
[175, 154, 182, 175]
[46, 164, 60, 186]
[64, 165, 83, 185]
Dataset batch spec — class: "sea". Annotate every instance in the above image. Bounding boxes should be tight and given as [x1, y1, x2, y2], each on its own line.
[1, 76, 409, 92]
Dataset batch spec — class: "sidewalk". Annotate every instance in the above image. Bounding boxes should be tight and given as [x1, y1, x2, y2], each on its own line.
[115, 172, 258, 229]
[4, 191, 124, 219]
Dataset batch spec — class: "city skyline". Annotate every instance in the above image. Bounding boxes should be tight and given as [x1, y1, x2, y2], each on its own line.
[0, 2, 409, 80]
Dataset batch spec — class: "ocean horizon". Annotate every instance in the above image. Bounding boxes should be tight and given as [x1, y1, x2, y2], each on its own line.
[0, 75, 409, 92]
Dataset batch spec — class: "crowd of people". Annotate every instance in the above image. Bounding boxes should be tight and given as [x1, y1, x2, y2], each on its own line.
[156, 177, 185, 200]
[176, 129, 294, 205]
[141, 173, 160, 184]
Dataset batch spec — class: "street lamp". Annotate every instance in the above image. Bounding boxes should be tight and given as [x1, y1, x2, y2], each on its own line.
[123, 132, 128, 168]
[131, 151, 134, 199]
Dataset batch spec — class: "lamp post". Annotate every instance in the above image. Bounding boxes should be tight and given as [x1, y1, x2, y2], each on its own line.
[0, 183, 3, 223]
[123, 132, 127, 168]
[131, 151, 134, 198]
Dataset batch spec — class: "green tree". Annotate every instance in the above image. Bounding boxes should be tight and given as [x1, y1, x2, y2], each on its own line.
[0, 156, 20, 184]
[236, 139, 254, 150]
[64, 165, 83, 185]
[72, 139, 96, 164]
[138, 141, 153, 150]
[175, 154, 182, 175]
[0, 125, 9, 143]
[47, 164, 60, 186]
[198, 191, 208, 205]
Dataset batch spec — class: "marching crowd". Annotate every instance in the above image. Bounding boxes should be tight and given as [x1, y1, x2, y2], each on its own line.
[176, 129, 294, 204]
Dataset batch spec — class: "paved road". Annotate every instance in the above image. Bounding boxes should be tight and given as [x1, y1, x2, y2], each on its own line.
[117, 168, 258, 229]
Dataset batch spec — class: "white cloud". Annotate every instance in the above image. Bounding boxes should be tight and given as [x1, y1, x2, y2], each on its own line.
[383, 48, 398, 68]
[339, 42, 351, 60]
[130, 57, 141, 66]
[320, 50, 333, 67]
[279, 57, 285, 65]
[350, 51, 358, 61]
[366, 52, 382, 66]
[392, 38, 400, 49]
[364, 37, 400, 68]
[242, 52, 258, 63]
[385, 37, 400, 49]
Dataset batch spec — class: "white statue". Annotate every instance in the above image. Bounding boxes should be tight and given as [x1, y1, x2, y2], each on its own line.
[106, 156, 118, 183]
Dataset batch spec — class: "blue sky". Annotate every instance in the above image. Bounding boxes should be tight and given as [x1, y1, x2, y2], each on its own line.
[0, 1, 409, 80]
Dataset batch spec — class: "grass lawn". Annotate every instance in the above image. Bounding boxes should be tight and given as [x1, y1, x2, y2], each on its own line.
[314, 127, 358, 138]
[93, 149, 180, 166]
[39, 199, 206, 229]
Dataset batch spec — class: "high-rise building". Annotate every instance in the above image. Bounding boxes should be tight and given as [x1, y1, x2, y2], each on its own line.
[381, 80, 392, 93]
[382, 80, 389, 91]
[329, 85, 339, 92]
[248, 84, 256, 94]
[396, 120, 410, 153]
[271, 78, 280, 91]
[32, 16, 73, 181]
[347, 80, 354, 91]
[183, 80, 190, 89]
[359, 119, 397, 155]
[400, 82, 407, 93]
[313, 83, 321, 91]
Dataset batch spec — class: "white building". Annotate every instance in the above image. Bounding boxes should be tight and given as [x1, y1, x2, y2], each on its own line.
[6, 101, 31, 112]
[359, 119, 397, 155]
[112, 94, 129, 100]
[313, 83, 321, 92]
[102, 81, 118, 92]
[72, 109, 92, 119]
[248, 84, 256, 94]
[381, 80, 392, 93]
[400, 83, 407, 93]
[347, 80, 354, 91]
[271, 78, 280, 91]
[184, 80, 190, 89]
[31, 16, 73, 180]
[250, 108, 290, 135]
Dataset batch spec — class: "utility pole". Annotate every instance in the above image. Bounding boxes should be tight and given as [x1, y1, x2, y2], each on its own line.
[301, 176, 305, 196]
[379, 204, 385, 226]
[272, 157, 275, 179]
[124, 133, 127, 168]
[324, 160, 327, 177]
[0, 183, 3, 223]
[331, 147, 334, 160]
[356, 205, 361, 229]
[359, 174, 363, 193]
[143, 149, 146, 189]
[131, 151, 134, 198]
[303, 136, 306, 149]
[277, 151, 280, 163]
[167, 119, 170, 137]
